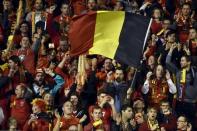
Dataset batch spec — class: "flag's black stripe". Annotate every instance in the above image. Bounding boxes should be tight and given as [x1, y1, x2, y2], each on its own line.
[114, 12, 151, 67]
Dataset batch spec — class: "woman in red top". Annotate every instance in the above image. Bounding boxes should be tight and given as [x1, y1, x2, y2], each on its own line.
[142, 65, 177, 109]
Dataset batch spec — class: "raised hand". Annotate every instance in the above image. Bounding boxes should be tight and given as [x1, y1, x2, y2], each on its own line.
[165, 70, 171, 80]
[146, 71, 152, 80]
[39, 86, 45, 96]
[79, 114, 87, 123]
[54, 109, 61, 119]
[126, 88, 133, 99]
[183, 45, 190, 55]
[187, 123, 192, 131]
[28, 114, 37, 125]
[108, 96, 115, 106]
[106, 71, 114, 83]
[170, 43, 177, 51]
[130, 118, 136, 128]
[8, 68, 16, 77]
[115, 113, 122, 125]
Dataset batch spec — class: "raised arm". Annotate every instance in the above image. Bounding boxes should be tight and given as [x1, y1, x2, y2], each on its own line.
[53, 110, 61, 131]
[166, 44, 179, 74]
[31, 37, 41, 55]
[166, 70, 177, 94]
[57, 53, 68, 69]
[44, 68, 65, 96]
[141, 71, 152, 94]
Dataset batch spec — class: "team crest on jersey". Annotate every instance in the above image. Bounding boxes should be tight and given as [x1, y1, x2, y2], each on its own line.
[20, 101, 25, 106]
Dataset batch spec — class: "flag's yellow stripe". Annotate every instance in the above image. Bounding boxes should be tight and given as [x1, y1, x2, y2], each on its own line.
[89, 11, 125, 59]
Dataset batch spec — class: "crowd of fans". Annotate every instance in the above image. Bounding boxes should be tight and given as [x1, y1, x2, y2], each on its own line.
[0, 0, 196, 130]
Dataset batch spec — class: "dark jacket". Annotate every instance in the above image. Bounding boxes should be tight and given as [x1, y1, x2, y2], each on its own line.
[166, 53, 197, 103]
[105, 81, 129, 112]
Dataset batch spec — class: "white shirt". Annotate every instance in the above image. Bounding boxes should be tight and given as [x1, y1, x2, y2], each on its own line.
[0, 107, 4, 124]
[141, 79, 177, 94]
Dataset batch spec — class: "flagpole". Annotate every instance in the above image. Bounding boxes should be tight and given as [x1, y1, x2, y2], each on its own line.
[129, 68, 138, 89]
[142, 18, 153, 52]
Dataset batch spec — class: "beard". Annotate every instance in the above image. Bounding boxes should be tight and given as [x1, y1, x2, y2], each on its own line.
[34, 80, 44, 86]
[115, 77, 122, 83]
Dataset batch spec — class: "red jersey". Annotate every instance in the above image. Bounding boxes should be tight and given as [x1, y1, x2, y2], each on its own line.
[12, 48, 35, 74]
[53, 116, 80, 130]
[10, 95, 31, 130]
[23, 118, 51, 131]
[151, 20, 162, 34]
[89, 105, 112, 125]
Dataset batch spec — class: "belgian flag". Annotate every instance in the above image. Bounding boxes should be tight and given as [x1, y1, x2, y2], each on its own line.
[68, 11, 152, 67]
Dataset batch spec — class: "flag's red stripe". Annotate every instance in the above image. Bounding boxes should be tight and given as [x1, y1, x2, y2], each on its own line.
[69, 11, 97, 56]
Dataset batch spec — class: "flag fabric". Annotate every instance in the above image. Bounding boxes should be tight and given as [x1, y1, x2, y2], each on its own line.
[68, 11, 152, 67]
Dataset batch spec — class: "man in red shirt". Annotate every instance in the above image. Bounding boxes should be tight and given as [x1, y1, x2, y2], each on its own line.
[88, 90, 117, 130]
[85, 106, 110, 131]
[175, 3, 194, 44]
[12, 36, 35, 74]
[10, 83, 31, 130]
[53, 100, 82, 131]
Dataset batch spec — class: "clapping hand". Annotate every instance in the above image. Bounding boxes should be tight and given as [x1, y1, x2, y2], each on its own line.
[187, 123, 192, 131]
[165, 70, 171, 80]
[183, 45, 190, 55]
[107, 96, 115, 106]
[54, 109, 61, 119]
[146, 72, 152, 80]
[8, 68, 17, 77]
[170, 43, 177, 51]
[79, 114, 87, 123]
[28, 114, 37, 125]
[106, 71, 114, 83]
[115, 113, 122, 125]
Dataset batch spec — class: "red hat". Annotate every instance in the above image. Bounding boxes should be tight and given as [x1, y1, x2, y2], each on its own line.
[31, 98, 46, 112]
